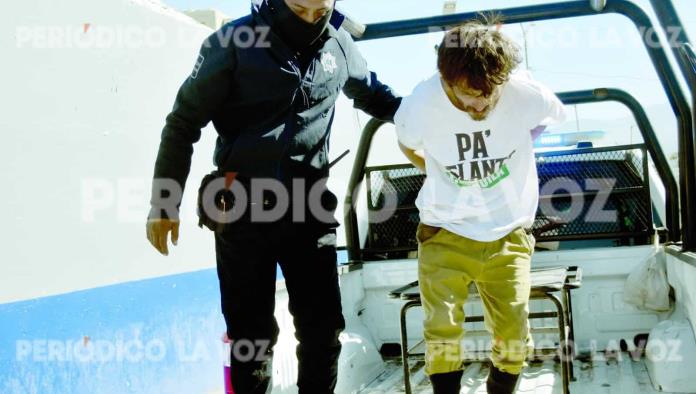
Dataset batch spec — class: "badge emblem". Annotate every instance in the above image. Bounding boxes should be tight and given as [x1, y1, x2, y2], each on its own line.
[320, 52, 338, 74]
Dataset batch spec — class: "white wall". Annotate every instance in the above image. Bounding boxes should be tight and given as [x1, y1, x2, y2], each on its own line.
[0, 0, 216, 303]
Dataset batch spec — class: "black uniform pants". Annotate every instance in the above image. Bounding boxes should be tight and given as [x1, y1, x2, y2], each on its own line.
[214, 217, 345, 394]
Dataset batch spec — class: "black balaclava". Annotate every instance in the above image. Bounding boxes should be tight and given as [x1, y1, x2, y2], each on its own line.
[263, 0, 334, 51]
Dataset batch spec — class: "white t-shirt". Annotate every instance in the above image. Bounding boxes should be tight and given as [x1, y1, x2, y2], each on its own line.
[395, 71, 566, 242]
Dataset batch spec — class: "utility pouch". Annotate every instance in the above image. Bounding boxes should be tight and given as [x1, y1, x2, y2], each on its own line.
[197, 170, 236, 233]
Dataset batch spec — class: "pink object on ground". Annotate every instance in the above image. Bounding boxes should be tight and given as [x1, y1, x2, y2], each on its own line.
[222, 333, 234, 393]
[224, 366, 234, 394]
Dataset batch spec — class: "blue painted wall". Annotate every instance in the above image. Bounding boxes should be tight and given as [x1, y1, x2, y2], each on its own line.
[1, 269, 225, 394]
[0, 251, 349, 394]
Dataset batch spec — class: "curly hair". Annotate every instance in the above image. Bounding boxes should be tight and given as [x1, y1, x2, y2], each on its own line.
[437, 14, 522, 97]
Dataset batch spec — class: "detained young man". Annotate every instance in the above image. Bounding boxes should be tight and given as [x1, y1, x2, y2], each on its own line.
[394, 19, 566, 394]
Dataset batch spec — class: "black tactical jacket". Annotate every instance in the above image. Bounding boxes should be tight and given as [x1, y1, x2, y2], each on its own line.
[150, 8, 401, 217]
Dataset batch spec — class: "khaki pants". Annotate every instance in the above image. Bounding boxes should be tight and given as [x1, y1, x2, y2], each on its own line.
[416, 224, 535, 376]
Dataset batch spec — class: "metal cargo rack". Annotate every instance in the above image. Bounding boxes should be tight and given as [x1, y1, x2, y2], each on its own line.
[362, 144, 652, 260]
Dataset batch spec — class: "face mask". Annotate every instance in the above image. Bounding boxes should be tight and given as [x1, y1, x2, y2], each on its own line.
[264, 0, 333, 50]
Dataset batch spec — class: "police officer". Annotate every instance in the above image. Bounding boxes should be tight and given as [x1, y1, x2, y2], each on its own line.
[145, 0, 401, 393]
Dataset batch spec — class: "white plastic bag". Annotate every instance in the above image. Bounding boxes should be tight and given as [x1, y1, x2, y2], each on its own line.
[623, 243, 672, 312]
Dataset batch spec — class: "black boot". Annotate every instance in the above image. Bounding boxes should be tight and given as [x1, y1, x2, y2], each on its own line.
[429, 370, 463, 394]
[228, 357, 273, 394]
[486, 365, 520, 394]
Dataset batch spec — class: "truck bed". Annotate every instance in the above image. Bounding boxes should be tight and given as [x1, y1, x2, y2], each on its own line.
[359, 354, 671, 394]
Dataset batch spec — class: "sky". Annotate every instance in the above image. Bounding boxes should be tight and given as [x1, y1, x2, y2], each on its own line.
[161, 0, 694, 159]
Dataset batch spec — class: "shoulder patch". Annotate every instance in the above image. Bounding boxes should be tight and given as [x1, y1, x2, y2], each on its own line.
[191, 54, 205, 79]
